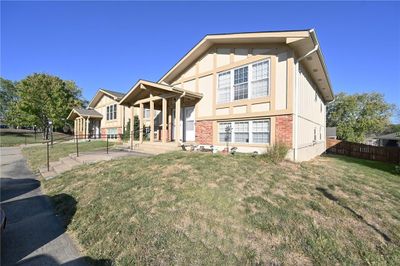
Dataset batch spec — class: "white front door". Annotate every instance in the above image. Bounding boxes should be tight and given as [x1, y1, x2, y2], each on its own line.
[183, 107, 195, 142]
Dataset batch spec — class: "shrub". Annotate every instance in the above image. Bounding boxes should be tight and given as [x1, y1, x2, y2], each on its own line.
[261, 142, 289, 163]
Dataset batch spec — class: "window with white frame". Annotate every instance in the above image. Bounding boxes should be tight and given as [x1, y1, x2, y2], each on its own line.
[218, 122, 232, 143]
[107, 128, 117, 139]
[233, 66, 249, 100]
[106, 104, 117, 120]
[217, 60, 270, 104]
[234, 122, 249, 143]
[144, 108, 150, 119]
[252, 120, 270, 143]
[252, 61, 269, 97]
[314, 127, 317, 141]
[218, 119, 270, 144]
[217, 71, 231, 103]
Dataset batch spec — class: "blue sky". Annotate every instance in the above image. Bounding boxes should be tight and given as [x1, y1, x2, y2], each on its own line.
[1, 1, 399, 119]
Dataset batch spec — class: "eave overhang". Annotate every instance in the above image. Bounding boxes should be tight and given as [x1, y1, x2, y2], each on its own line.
[159, 29, 334, 103]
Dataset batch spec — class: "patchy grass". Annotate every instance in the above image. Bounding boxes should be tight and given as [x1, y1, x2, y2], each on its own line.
[22, 141, 111, 171]
[43, 152, 400, 265]
[0, 130, 71, 147]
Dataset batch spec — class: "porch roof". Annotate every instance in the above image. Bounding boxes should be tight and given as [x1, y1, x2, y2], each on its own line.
[67, 108, 103, 120]
[119, 79, 203, 107]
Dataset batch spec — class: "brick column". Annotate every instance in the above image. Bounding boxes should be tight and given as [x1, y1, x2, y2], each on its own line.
[275, 115, 293, 147]
[195, 120, 213, 145]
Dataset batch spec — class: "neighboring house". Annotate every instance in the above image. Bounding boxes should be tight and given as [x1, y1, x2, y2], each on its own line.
[326, 127, 337, 139]
[118, 29, 334, 161]
[67, 89, 130, 139]
[374, 133, 400, 148]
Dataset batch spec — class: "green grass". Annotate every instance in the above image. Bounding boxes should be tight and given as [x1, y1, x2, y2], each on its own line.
[41, 152, 400, 265]
[22, 141, 111, 171]
[0, 130, 72, 147]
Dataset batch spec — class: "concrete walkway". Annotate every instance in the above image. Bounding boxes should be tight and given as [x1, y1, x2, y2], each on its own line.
[0, 147, 93, 266]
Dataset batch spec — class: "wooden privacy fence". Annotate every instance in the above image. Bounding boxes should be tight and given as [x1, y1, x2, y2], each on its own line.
[326, 139, 400, 164]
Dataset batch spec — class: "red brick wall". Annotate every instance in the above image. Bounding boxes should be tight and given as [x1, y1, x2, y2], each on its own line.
[275, 115, 293, 147]
[196, 120, 213, 145]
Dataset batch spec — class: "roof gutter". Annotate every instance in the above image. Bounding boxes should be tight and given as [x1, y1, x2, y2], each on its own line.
[293, 29, 320, 162]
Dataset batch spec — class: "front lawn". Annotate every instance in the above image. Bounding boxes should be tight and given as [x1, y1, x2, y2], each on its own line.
[43, 153, 400, 265]
[22, 141, 110, 171]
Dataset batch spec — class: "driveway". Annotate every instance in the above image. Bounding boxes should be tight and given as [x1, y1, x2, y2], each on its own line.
[0, 147, 94, 266]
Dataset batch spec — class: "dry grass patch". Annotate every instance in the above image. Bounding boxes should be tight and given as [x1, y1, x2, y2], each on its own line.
[41, 152, 400, 265]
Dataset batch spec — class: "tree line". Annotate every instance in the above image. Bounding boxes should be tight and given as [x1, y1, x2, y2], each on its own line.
[0, 73, 87, 139]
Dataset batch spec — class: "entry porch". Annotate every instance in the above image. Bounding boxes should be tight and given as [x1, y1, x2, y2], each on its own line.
[67, 108, 103, 139]
[120, 80, 203, 146]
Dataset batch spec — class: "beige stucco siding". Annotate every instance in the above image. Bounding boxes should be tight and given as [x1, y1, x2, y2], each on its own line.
[93, 94, 128, 130]
[275, 52, 288, 110]
[169, 44, 295, 123]
[197, 75, 213, 117]
[296, 64, 326, 160]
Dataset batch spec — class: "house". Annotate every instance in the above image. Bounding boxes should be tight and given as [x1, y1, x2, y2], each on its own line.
[67, 89, 130, 139]
[326, 127, 337, 139]
[374, 133, 400, 148]
[118, 29, 334, 161]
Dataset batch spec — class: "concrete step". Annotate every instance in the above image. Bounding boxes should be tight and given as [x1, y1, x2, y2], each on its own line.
[60, 157, 81, 167]
[40, 168, 57, 180]
[53, 163, 74, 175]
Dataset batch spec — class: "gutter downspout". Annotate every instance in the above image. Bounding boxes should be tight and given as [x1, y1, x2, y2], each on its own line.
[293, 29, 319, 162]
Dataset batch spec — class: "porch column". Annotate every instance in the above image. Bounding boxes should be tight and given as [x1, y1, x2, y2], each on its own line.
[175, 96, 181, 145]
[139, 103, 144, 143]
[168, 101, 172, 141]
[162, 97, 167, 143]
[149, 96, 154, 143]
[130, 106, 134, 149]
[74, 119, 77, 138]
[85, 118, 89, 139]
[78, 118, 81, 139]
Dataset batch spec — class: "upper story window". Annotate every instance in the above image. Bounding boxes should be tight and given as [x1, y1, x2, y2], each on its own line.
[217, 72, 231, 104]
[252, 61, 269, 97]
[106, 104, 117, 120]
[217, 59, 270, 104]
[233, 66, 249, 100]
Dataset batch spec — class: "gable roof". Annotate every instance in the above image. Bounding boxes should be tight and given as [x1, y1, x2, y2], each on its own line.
[158, 29, 333, 103]
[67, 107, 103, 120]
[88, 89, 126, 108]
[119, 79, 202, 106]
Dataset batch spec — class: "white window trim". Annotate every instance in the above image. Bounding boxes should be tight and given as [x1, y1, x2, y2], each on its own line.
[106, 104, 117, 121]
[218, 119, 271, 144]
[217, 59, 270, 104]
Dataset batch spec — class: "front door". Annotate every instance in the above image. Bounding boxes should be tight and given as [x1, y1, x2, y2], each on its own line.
[183, 107, 195, 142]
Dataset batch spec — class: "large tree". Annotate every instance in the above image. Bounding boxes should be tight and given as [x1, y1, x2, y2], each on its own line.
[0, 78, 18, 120]
[7, 73, 85, 138]
[327, 92, 395, 142]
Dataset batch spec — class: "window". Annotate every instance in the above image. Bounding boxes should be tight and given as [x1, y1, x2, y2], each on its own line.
[106, 104, 117, 120]
[320, 103, 322, 113]
[315, 92, 318, 102]
[233, 66, 248, 100]
[234, 122, 249, 143]
[218, 119, 270, 144]
[144, 109, 150, 119]
[107, 128, 117, 139]
[217, 71, 231, 103]
[252, 61, 269, 97]
[319, 126, 322, 140]
[252, 120, 270, 143]
[217, 60, 270, 104]
[314, 127, 317, 141]
[219, 122, 232, 143]
[113, 104, 117, 119]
